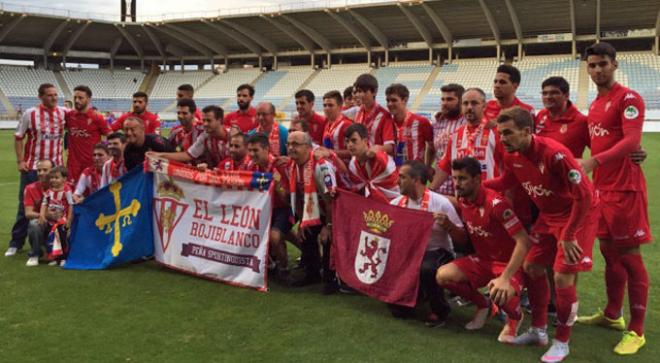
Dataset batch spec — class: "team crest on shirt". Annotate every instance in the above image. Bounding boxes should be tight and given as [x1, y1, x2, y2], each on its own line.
[624, 93, 637, 101]
[568, 169, 582, 184]
[605, 101, 612, 111]
[538, 163, 545, 174]
[624, 105, 639, 120]
[554, 152, 566, 161]
[479, 207, 485, 217]
[492, 198, 502, 206]
[503, 209, 513, 219]
[560, 124, 568, 134]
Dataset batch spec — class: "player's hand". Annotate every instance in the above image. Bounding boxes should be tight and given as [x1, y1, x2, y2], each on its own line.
[46, 209, 63, 221]
[146, 151, 161, 159]
[275, 156, 289, 168]
[487, 276, 515, 306]
[319, 225, 332, 245]
[483, 119, 497, 129]
[38, 215, 47, 226]
[561, 239, 583, 265]
[17, 160, 28, 172]
[196, 163, 209, 172]
[579, 158, 597, 174]
[72, 194, 83, 204]
[367, 146, 381, 158]
[629, 148, 647, 165]
[313, 148, 331, 160]
[433, 212, 452, 230]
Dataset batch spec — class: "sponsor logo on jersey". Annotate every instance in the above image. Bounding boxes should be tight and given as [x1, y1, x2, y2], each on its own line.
[588, 123, 610, 138]
[522, 181, 553, 197]
[466, 221, 492, 238]
[554, 152, 566, 161]
[568, 169, 582, 184]
[624, 105, 639, 120]
[624, 93, 636, 101]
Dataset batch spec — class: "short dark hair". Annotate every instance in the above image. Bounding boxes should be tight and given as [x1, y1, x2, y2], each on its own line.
[133, 91, 148, 102]
[176, 98, 197, 114]
[231, 132, 247, 144]
[202, 105, 224, 120]
[497, 107, 534, 130]
[585, 42, 617, 61]
[440, 83, 465, 99]
[354, 73, 378, 93]
[237, 84, 255, 97]
[247, 133, 270, 150]
[541, 76, 570, 95]
[295, 89, 315, 103]
[323, 90, 343, 105]
[73, 85, 92, 98]
[177, 84, 194, 94]
[107, 132, 126, 143]
[38, 83, 56, 97]
[93, 142, 109, 154]
[496, 64, 521, 85]
[385, 83, 410, 100]
[451, 156, 482, 178]
[402, 160, 430, 184]
[49, 165, 68, 178]
[343, 86, 354, 99]
[345, 123, 369, 140]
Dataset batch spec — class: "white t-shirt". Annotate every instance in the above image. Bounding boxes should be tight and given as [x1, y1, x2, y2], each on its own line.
[390, 190, 463, 253]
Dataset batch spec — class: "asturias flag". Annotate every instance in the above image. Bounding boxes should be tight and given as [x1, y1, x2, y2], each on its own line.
[332, 189, 434, 307]
[65, 167, 154, 269]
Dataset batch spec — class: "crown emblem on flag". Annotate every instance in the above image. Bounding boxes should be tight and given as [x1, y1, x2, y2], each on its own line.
[157, 178, 185, 200]
[363, 210, 394, 234]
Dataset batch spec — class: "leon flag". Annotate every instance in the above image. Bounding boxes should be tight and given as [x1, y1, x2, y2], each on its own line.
[332, 189, 434, 307]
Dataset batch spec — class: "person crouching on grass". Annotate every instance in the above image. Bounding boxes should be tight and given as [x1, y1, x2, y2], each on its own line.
[39, 166, 74, 266]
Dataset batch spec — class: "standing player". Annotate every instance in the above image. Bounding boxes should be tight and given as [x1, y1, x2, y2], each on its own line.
[385, 83, 434, 167]
[483, 64, 535, 126]
[101, 132, 128, 187]
[353, 74, 396, 155]
[176, 84, 204, 121]
[292, 89, 327, 145]
[65, 85, 111, 183]
[321, 90, 352, 163]
[576, 42, 651, 355]
[432, 83, 466, 196]
[485, 108, 597, 363]
[168, 99, 205, 155]
[111, 92, 161, 134]
[224, 84, 257, 133]
[250, 102, 288, 157]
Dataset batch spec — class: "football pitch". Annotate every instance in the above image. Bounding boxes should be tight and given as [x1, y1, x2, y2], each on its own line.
[0, 130, 658, 363]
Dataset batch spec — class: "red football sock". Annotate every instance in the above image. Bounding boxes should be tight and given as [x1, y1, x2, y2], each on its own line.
[501, 294, 522, 321]
[524, 274, 550, 328]
[443, 281, 489, 309]
[620, 253, 648, 336]
[555, 285, 578, 343]
[601, 244, 627, 319]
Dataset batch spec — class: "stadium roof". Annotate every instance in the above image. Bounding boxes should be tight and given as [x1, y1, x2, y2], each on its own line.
[0, 0, 658, 65]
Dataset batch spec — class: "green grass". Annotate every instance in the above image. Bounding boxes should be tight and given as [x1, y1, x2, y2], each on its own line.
[1, 130, 659, 362]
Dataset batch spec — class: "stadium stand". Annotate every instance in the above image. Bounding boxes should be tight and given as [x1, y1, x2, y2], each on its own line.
[514, 55, 581, 109]
[194, 68, 261, 111]
[60, 69, 145, 112]
[149, 70, 216, 112]
[374, 62, 435, 111]
[0, 65, 59, 110]
[291, 64, 372, 112]
[253, 67, 316, 109]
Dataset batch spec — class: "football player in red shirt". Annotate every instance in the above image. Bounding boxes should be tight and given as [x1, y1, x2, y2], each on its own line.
[224, 84, 258, 133]
[291, 89, 326, 145]
[576, 42, 652, 355]
[484, 64, 535, 127]
[216, 133, 250, 172]
[485, 108, 597, 363]
[168, 99, 205, 155]
[385, 83, 434, 167]
[176, 84, 204, 121]
[353, 73, 396, 155]
[65, 85, 110, 183]
[437, 156, 530, 342]
[111, 91, 161, 134]
[321, 90, 352, 163]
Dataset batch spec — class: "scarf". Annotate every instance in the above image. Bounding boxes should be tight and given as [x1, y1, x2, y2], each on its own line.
[289, 151, 321, 228]
[257, 123, 281, 157]
[396, 188, 431, 211]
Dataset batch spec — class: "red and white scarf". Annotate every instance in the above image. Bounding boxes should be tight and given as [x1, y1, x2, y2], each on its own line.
[221, 155, 251, 171]
[289, 152, 321, 228]
[257, 123, 281, 157]
[396, 188, 431, 211]
[348, 151, 400, 203]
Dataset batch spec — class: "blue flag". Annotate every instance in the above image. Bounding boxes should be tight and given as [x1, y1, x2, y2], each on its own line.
[65, 167, 154, 269]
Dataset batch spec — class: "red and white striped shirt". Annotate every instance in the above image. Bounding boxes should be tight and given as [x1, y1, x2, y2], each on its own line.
[168, 123, 205, 152]
[347, 151, 400, 203]
[74, 166, 102, 197]
[432, 113, 466, 195]
[186, 132, 228, 169]
[100, 158, 127, 188]
[355, 103, 396, 147]
[397, 112, 433, 163]
[15, 104, 66, 169]
[42, 184, 74, 216]
[437, 123, 504, 181]
[322, 114, 352, 157]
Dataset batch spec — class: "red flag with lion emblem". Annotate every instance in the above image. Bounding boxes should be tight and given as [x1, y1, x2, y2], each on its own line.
[332, 189, 434, 307]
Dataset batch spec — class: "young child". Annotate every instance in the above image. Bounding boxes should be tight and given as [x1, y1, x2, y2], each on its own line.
[39, 166, 74, 266]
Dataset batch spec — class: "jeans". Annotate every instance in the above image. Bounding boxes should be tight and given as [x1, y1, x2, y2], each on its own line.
[9, 170, 38, 249]
[27, 219, 48, 257]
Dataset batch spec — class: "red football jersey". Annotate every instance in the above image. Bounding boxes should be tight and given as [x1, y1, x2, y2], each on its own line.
[74, 166, 102, 197]
[224, 107, 257, 133]
[322, 114, 352, 155]
[437, 123, 504, 180]
[247, 154, 289, 208]
[65, 109, 111, 181]
[457, 186, 524, 263]
[536, 102, 590, 158]
[111, 111, 161, 134]
[483, 98, 535, 125]
[355, 103, 396, 147]
[588, 83, 646, 192]
[397, 112, 433, 162]
[168, 122, 205, 152]
[23, 181, 45, 210]
[15, 105, 66, 170]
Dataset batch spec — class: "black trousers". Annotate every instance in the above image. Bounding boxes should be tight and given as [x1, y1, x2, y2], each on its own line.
[299, 225, 334, 283]
[9, 170, 38, 249]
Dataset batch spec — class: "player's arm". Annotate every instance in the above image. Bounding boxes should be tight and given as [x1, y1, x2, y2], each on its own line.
[146, 151, 192, 163]
[381, 117, 396, 156]
[422, 120, 435, 167]
[38, 199, 47, 225]
[429, 139, 452, 190]
[25, 205, 40, 220]
[488, 229, 531, 305]
[482, 166, 517, 192]
[14, 112, 29, 172]
[434, 202, 468, 247]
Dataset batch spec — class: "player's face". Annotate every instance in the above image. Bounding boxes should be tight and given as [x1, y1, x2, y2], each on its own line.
[295, 96, 313, 118]
[229, 137, 247, 160]
[344, 95, 354, 108]
[73, 91, 90, 111]
[452, 169, 479, 198]
[124, 120, 145, 144]
[256, 106, 274, 128]
[286, 134, 311, 161]
[176, 106, 194, 127]
[497, 119, 530, 153]
[176, 90, 192, 101]
[247, 143, 269, 163]
[107, 138, 125, 158]
[541, 85, 568, 111]
[346, 132, 368, 157]
[386, 94, 407, 115]
[462, 90, 485, 124]
[493, 73, 517, 99]
[49, 172, 64, 188]
[237, 89, 253, 110]
[202, 111, 220, 134]
[354, 87, 374, 105]
[132, 97, 147, 114]
[587, 55, 618, 87]
[36, 161, 53, 183]
[352, 89, 362, 106]
[40, 87, 58, 109]
[323, 98, 340, 119]
[441, 91, 461, 117]
[93, 149, 109, 169]
[397, 165, 416, 196]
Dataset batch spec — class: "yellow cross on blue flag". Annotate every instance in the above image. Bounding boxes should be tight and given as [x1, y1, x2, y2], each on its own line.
[65, 167, 154, 269]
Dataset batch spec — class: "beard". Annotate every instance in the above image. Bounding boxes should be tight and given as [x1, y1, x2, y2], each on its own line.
[238, 101, 249, 111]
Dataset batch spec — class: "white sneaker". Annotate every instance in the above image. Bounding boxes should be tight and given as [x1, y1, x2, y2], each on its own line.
[25, 257, 39, 267]
[512, 327, 549, 346]
[59, 260, 66, 267]
[48, 260, 58, 266]
[5, 247, 18, 257]
[541, 339, 570, 363]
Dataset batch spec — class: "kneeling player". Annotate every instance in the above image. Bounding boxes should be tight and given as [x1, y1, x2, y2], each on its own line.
[436, 156, 530, 342]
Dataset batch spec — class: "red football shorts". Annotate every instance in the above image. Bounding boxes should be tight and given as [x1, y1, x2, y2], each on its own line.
[453, 255, 523, 292]
[597, 190, 652, 247]
[526, 207, 598, 274]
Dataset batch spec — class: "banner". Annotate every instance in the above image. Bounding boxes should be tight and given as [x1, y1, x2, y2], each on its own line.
[66, 167, 154, 269]
[332, 189, 434, 307]
[147, 156, 273, 291]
